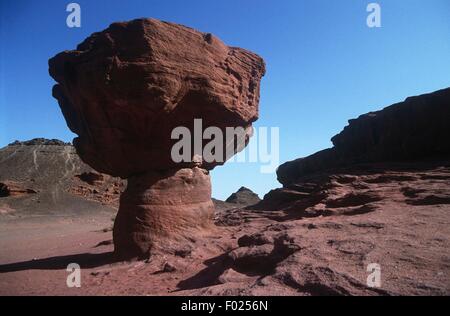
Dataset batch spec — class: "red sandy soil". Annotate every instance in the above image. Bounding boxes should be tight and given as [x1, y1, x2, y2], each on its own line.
[0, 215, 233, 296]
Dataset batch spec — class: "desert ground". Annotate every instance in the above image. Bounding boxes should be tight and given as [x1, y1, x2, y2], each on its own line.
[1, 153, 449, 295]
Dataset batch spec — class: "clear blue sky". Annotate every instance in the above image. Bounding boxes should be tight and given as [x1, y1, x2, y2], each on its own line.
[1, 0, 450, 199]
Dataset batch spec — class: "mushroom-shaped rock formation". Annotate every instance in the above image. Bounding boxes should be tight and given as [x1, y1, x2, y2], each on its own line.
[49, 18, 265, 259]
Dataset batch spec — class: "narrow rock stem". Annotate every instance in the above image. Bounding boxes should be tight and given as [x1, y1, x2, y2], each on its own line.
[113, 167, 214, 259]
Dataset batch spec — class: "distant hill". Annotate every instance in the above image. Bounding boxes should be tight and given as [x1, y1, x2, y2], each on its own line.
[0, 139, 125, 218]
[213, 187, 261, 212]
[225, 187, 261, 205]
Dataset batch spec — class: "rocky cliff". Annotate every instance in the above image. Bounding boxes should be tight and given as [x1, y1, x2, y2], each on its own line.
[277, 88, 450, 186]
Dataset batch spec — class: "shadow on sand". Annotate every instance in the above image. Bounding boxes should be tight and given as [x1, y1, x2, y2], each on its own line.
[175, 253, 232, 291]
[0, 252, 116, 273]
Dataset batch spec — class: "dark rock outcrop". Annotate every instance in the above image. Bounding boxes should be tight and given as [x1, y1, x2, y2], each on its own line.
[0, 181, 37, 197]
[49, 18, 265, 259]
[212, 187, 261, 213]
[225, 186, 261, 206]
[8, 138, 71, 146]
[277, 88, 450, 186]
[76, 172, 105, 186]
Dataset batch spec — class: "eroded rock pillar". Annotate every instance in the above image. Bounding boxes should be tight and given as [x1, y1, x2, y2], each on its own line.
[113, 167, 214, 259]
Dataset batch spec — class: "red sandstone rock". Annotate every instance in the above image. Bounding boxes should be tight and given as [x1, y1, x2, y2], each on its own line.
[49, 18, 265, 177]
[113, 167, 214, 257]
[277, 88, 450, 186]
[48, 18, 265, 258]
[207, 161, 450, 296]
